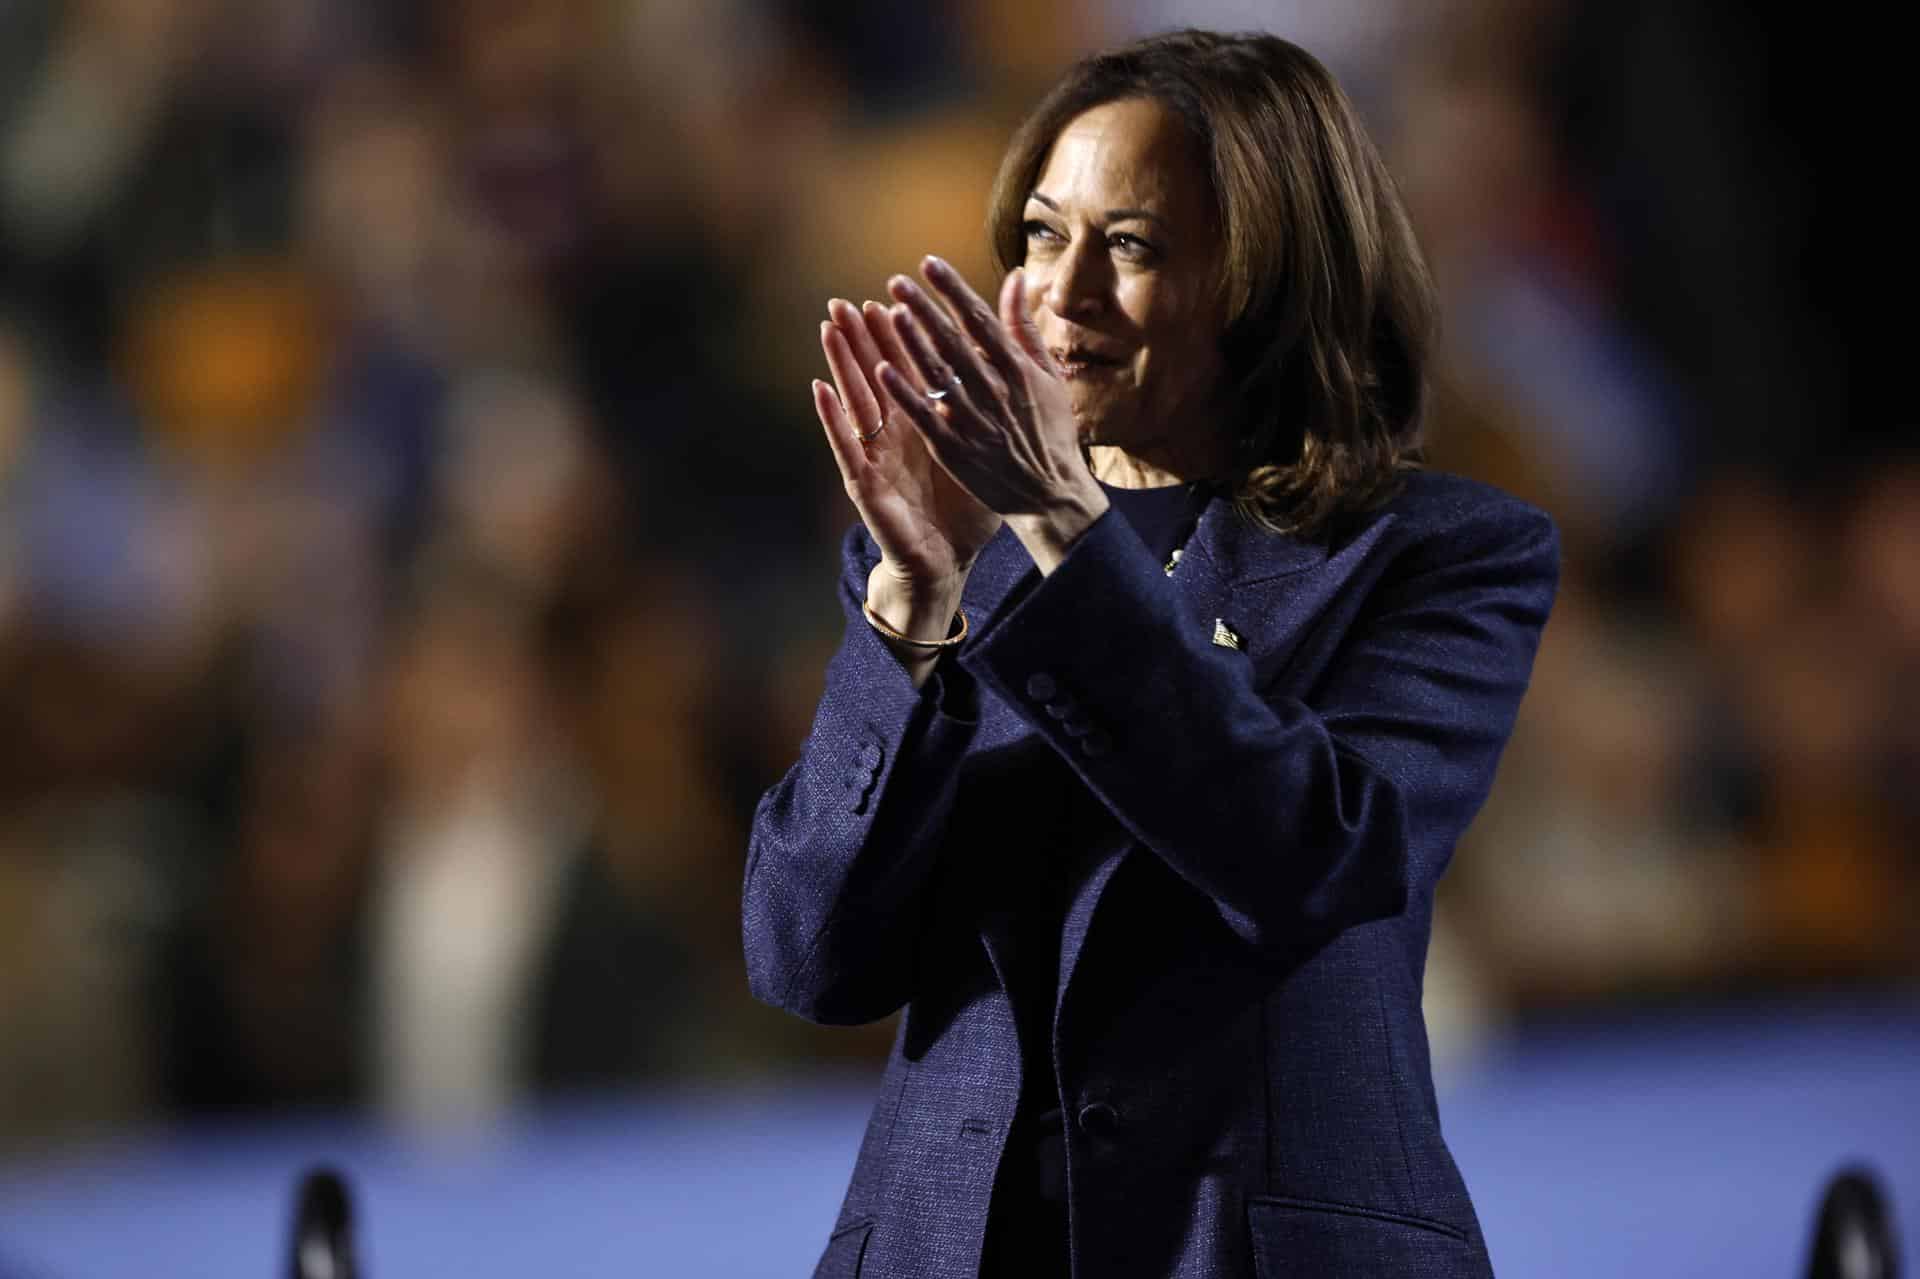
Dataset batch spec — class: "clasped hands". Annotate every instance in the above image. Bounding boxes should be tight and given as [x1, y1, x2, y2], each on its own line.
[814, 256, 1110, 661]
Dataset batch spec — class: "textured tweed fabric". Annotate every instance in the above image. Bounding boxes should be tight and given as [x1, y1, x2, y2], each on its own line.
[744, 471, 1558, 1278]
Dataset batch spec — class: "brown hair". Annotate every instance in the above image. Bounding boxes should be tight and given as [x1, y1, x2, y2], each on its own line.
[987, 30, 1435, 536]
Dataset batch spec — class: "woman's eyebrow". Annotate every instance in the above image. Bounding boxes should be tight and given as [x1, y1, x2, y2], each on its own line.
[1028, 191, 1168, 227]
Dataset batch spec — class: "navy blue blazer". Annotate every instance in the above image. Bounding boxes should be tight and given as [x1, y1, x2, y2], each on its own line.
[745, 470, 1558, 1278]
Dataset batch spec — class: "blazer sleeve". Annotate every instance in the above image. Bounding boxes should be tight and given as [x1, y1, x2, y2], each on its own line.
[742, 525, 979, 1025]
[958, 495, 1559, 950]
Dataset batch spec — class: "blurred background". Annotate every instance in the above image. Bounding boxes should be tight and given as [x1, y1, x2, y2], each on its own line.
[0, 0, 1911, 1275]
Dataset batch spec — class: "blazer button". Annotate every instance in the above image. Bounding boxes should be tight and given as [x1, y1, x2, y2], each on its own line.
[1025, 672, 1058, 702]
[1076, 1102, 1120, 1139]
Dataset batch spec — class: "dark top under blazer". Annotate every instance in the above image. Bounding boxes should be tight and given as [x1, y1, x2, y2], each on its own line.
[744, 470, 1559, 1279]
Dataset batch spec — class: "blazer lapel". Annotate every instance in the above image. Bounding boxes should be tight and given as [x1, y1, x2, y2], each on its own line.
[1046, 497, 1395, 1042]
[1181, 497, 1330, 593]
[1178, 498, 1401, 687]
[1175, 499, 1332, 679]
[1051, 828, 1132, 1049]
[959, 499, 1347, 654]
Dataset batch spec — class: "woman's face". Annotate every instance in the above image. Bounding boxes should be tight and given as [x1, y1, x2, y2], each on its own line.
[1021, 97, 1228, 458]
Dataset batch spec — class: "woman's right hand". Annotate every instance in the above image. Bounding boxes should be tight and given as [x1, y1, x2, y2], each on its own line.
[815, 297, 1002, 631]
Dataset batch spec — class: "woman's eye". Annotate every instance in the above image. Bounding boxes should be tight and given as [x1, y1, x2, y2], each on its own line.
[1110, 233, 1158, 260]
[1022, 219, 1063, 243]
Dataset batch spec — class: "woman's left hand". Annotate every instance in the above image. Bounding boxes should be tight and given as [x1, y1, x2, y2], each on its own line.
[877, 257, 1111, 574]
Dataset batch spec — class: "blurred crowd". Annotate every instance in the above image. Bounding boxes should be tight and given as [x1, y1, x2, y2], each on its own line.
[0, 0, 1911, 1155]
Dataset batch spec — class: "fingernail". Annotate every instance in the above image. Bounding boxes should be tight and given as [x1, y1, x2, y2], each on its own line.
[888, 275, 918, 299]
[924, 254, 951, 277]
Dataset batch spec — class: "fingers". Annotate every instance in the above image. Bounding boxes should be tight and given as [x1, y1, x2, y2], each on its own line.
[861, 299, 921, 402]
[922, 256, 1024, 394]
[834, 296, 927, 424]
[887, 271, 996, 409]
[820, 262, 1038, 465]
[828, 298, 879, 368]
[1000, 269, 1059, 377]
[876, 360, 956, 458]
[820, 315, 885, 442]
[829, 297, 893, 403]
[886, 300, 973, 416]
[812, 379, 869, 488]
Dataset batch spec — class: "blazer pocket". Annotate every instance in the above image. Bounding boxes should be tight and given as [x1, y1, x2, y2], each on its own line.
[1248, 1195, 1477, 1278]
[813, 1218, 873, 1279]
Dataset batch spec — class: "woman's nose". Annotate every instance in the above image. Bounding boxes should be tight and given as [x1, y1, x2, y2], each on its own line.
[1042, 239, 1107, 320]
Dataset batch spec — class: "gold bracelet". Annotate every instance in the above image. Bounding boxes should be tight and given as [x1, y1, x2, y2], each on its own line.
[862, 600, 969, 649]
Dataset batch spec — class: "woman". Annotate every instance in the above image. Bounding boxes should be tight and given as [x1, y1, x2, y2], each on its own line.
[744, 29, 1556, 1279]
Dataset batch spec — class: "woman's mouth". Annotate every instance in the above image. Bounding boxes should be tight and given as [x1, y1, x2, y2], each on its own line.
[1054, 348, 1125, 379]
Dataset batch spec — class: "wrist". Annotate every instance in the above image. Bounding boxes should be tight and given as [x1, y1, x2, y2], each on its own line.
[866, 562, 967, 642]
[1007, 485, 1109, 576]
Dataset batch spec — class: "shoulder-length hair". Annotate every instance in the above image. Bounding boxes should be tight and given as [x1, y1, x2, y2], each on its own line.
[987, 30, 1435, 537]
